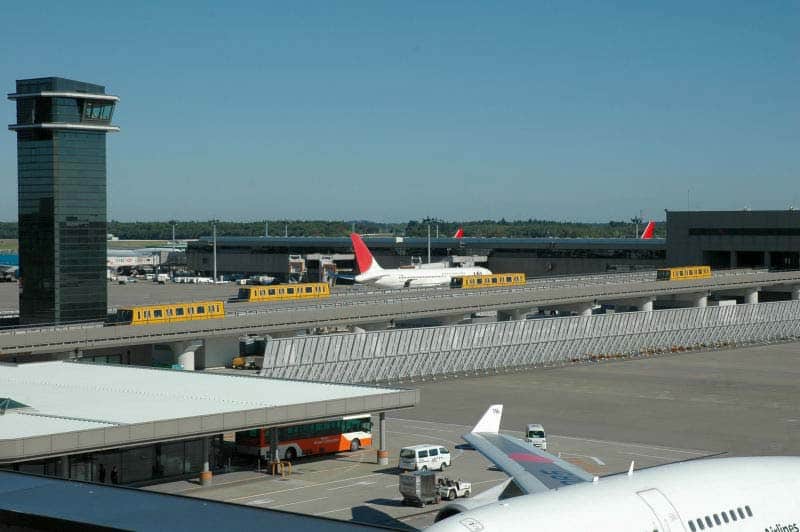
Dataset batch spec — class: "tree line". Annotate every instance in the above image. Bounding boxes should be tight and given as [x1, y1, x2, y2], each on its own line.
[0, 219, 664, 240]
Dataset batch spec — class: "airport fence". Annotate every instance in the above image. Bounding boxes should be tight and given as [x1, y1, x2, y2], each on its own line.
[259, 300, 800, 384]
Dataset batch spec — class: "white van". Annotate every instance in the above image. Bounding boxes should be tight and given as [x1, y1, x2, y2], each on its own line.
[399, 444, 451, 471]
[525, 424, 547, 450]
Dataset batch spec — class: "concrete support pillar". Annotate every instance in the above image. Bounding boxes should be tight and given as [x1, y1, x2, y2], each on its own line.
[59, 456, 69, 479]
[175, 340, 203, 371]
[791, 286, 800, 301]
[377, 412, 389, 465]
[200, 437, 212, 486]
[269, 427, 280, 463]
[744, 288, 759, 305]
[692, 295, 708, 308]
[637, 299, 654, 312]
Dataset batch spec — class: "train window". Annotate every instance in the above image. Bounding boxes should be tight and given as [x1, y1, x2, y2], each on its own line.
[287, 287, 295, 294]
[745, 506, 752, 517]
[688, 521, 696, 532]
[492, 278, 498, 284]
[136, 311, 141, 320]
[269, 289, 276, 296]
[737, 508, 744, 519]
[704, 516, 713, 527]
[729, 510, 737, 521]
[196, 306, 205, 314]
[721, 512, 729, 523]
[176, 308, 184, 316]
[713, 514, 720, 525]
[696, 518, 705, 530]
[305, 287, 313, 293]
[476, 278, 482, 285]
[506, 276, 512, 282]
[154, 309, 163, 318]
[259, 289, 265, 296]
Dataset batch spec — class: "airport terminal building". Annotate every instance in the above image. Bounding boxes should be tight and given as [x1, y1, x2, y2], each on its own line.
[666, 210, 800, 270]
[187, 236, 667, 281]
[186, 210, 800, 281]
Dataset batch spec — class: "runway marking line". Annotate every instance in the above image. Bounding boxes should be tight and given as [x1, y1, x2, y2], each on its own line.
[327, 481, 377, 491]
[227, 472, 384, 502]
[622, 450, 678, 461]
[272, 496, 329, 509]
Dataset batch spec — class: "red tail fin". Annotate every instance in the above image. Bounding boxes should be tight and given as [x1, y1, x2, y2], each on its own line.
[350, 233, 375, 273]
[453, 227, 464, 239]
[640, 221, 655, 239]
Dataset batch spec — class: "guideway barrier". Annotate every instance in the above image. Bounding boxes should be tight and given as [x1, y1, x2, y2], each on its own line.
[259, 299, 800, 384]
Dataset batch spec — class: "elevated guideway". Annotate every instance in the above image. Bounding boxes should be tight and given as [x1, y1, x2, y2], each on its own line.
[2, 270, 800, 357]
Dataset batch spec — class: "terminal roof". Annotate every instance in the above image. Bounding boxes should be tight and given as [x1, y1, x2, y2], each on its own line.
[0, 361, 417, 462]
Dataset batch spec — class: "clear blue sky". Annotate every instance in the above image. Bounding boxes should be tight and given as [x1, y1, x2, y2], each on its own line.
[1, 1, 797, 222]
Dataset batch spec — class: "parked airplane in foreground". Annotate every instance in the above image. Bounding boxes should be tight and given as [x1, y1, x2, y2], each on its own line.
[350, 233, 490, 288]
[427, 405, 800, 531]
[640, 220, 656, 239]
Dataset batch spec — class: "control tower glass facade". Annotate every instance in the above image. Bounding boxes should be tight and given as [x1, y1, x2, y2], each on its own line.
[8, 77, 119, 324]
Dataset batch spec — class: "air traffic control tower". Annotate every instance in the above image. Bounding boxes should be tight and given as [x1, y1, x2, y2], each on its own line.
[8, 77, 119, 325]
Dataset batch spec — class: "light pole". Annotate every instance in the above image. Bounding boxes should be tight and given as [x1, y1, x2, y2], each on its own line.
[427, 223, 431, 264]
[212, 220, 218, 283]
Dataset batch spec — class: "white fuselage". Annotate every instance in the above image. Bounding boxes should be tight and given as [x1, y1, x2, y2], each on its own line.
[427, 457, 800, 531]
[356, 266, 491, 289]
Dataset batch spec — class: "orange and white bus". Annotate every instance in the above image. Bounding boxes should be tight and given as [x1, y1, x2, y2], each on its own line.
[235, 414, 373, 461]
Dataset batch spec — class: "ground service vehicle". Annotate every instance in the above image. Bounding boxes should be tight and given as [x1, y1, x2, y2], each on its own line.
[399, 445, 452, 471]
[237, 282, 330, 302]
[524, 423, 547, 450]
[450, 273, 526, 289]
[656, 265, 712, 281]
[112, 301, 225, 326]
[235, 414, 372, 461]
[438, 477, 471, 500]
[400, 470, 441, 507]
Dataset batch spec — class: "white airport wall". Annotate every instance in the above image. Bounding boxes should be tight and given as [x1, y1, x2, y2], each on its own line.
[260, 301, 800, 383]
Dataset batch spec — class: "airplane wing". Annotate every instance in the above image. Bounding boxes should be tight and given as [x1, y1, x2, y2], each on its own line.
[464, 405, 594, 495]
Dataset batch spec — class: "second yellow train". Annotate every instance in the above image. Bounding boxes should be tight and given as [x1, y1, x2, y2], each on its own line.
[450, 273, 527, 289]
[656, 265, 712, 281]
[237, 282, 330, 302]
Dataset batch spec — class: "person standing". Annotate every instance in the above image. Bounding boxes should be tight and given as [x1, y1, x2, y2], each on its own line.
[110, 465, 119, 485]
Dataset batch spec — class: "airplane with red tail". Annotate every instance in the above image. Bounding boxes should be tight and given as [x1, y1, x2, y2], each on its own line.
[350, 233, 490, 289]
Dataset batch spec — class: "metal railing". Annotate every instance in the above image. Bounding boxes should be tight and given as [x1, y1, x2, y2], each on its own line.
[259, 300, 800, 384]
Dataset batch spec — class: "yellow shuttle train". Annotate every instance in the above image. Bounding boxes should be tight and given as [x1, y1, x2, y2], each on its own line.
[656, 266, 712, 281]
[237, 282, 330, 302]
[451, 273, 527, 289]
[113, 300, 226, 326]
